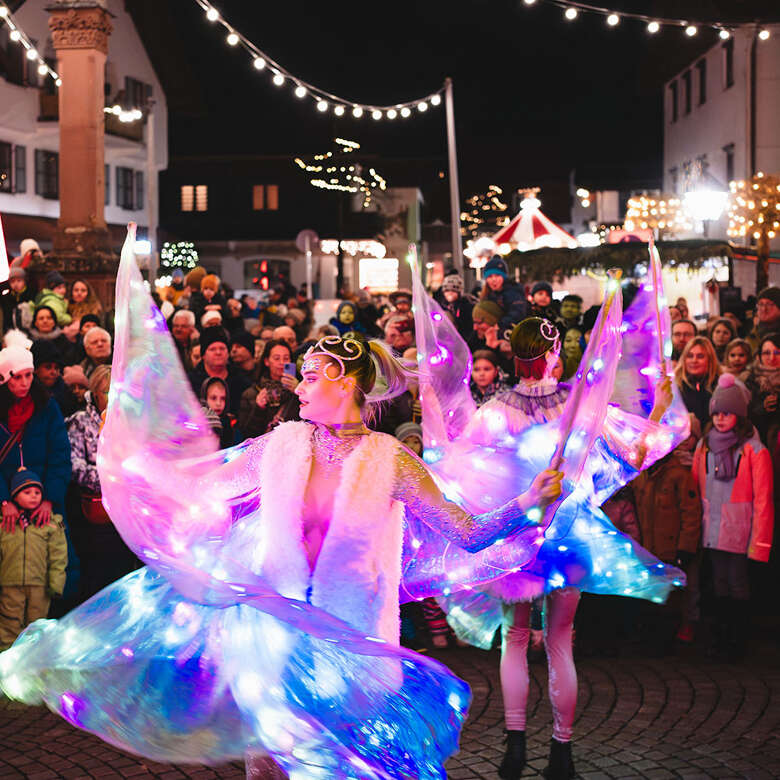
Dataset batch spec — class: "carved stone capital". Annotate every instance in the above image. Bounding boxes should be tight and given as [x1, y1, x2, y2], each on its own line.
[48, 6, 113, 54]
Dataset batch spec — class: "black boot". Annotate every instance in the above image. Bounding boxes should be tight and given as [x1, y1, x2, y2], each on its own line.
[543, 738, 575, 779]
[707, 597, 729, 660]
[498, 730, 526, 779]
[726, 599, 750, 663]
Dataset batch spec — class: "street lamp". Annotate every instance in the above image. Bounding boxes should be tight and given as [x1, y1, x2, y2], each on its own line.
[682, 171, 728, 236]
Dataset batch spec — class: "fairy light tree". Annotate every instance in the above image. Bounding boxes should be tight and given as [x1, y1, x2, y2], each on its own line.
[727, 171, 780, 292]
[623, 194, 691, 237]
[461, 185, 509, 240]
[160, 241, 198, 271]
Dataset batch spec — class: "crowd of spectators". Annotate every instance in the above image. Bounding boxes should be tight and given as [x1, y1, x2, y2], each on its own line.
[0, 238, 775, 662]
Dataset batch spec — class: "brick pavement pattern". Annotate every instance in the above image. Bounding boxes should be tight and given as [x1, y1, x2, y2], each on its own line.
[1, 645, 778, 779]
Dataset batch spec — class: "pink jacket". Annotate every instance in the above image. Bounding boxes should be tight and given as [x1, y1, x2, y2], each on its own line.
[692, 433, 774, 562]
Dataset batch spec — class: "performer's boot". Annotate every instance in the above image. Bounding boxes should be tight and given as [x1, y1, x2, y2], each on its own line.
[542, 738, 575, 779]
[497, 730, 526, 779]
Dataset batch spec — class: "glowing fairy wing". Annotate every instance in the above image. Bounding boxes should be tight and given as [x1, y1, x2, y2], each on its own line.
[410, 247, 476, 449]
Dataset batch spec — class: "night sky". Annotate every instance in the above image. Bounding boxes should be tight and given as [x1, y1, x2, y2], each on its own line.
[134, 0, 777, 221]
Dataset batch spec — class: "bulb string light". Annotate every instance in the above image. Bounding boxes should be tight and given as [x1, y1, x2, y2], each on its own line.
[194, 0, 445, 118]
[0, 3, 59, 84]
[527, 0, 774, 39]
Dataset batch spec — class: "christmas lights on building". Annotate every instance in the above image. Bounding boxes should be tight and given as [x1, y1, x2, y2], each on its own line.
[624, 194, 691, 237]
[160, 242, 199, 271]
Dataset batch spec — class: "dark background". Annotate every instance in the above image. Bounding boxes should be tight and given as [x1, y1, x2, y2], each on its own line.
[129, 0, 778, 223]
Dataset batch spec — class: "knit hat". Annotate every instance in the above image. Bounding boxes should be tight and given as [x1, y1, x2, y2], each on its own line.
[31, 339, 64, 367]
[441, 269, 464, 295]
[389, 288, 412, 306]
[201, 309, 223, 328]
[10, 467, 42, 499]
[3, 330, 31, 350]
[0, 345, 34, 384]
[172, 269, 185, 281]
[20, 239, 41, 257]
[63, 364, 89, 388]
[531, 281, 553, 297]
[395, 421, 423, 443]
[201, 274, 220, 292]
[45, 270, 66, 289]
[8, 266, 25, 280]
[472, 300, 504, 326]
[200, 375, 230, 406]
[80, 313, 101, 329]
[709, 373, 748, 418]
[229, 329, 255, 354]
[199, 326, 229, 353]
[483, 255, 508, 279]
[757, 286, 780, 310]
[185, 267, 207, 291]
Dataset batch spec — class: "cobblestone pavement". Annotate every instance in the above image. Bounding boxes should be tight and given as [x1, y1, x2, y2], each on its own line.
[1, 640, 778, 779]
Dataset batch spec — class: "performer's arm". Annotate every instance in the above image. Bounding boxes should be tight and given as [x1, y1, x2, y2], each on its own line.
[393, 447, 561, 553]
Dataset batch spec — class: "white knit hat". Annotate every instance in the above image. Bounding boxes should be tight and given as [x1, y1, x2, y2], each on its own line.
[0, 345, 34, 384]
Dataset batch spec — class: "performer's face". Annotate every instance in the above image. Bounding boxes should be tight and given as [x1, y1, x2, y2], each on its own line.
[296, 358, 355, 424]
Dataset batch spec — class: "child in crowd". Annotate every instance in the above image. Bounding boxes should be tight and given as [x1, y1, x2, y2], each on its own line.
[395, 421, 423, 457]
[200, 376, 239, 449]
[63, 364, 89, 413]
[0, 468, 67, 649]
[722, 339, 753, 382]
[34, 271, 72, 326]
[692, 373, 774, 661]
[470, 349, 510, 407]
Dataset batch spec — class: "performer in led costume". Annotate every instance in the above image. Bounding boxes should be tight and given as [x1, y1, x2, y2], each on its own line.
[407, 253, 690, 780]
[0, 226, 564, 780]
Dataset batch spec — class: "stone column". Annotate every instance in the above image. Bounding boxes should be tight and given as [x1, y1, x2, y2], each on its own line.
[44, 1, 118, 307]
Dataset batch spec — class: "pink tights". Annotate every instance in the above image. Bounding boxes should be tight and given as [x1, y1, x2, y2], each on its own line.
[500, 587, 580, 742]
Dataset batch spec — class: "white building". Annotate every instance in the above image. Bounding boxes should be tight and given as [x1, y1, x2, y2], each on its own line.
[0, 0, 167, 253]
[663, 27, 780, 246]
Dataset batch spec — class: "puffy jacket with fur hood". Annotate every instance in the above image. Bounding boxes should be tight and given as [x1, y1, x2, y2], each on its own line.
[0, 512, 67, 594]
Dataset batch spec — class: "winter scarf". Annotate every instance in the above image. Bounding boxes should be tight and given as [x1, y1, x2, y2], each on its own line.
[706, 428, 742, 481]
[751, 362, 780, 394]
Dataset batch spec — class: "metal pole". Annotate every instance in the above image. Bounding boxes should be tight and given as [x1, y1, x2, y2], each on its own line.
[445, 78, 463, 274]
[305, 234, 313, 299]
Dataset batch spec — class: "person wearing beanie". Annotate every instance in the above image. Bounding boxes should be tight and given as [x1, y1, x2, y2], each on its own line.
[434, 268, 474, 341]
[192, 273, 226, 330]
[161, 268, 188, 308]
[479, 255, 528, 333]
[1, 265, 36, 336]
[0, 466, 67, 649]
[32, 340, 77, 418]
[330, 301, 367, 336]
[34, 272, 72, 327]
[693, 372, 774, 661]
[188, 327, 250, 416]
[467, 300, 514, 377]
[229, 330, 257, 382]
[746, 286, 780, 353]
[394, 421, 423, 456]
[528, 281, 556, 320]
[201, 309, 223, 329]
[62, 364, 89, 414]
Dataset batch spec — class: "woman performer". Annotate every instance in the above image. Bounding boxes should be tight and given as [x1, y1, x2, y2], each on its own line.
[0, 227, 563, 780]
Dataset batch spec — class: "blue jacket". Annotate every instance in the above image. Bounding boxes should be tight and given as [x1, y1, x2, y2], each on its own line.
[0, 397, 72, 513]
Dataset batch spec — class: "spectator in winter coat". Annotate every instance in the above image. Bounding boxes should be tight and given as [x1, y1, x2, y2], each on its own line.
[32, 340, 77, 418]
[330, 301, 366, 336]
[170, 309, 197, 373]
[79, 327, 112, 378]
[0, 267, 36, 334]
[0, 467, 67, 649]
[67, 279, 103, 325]
[556, 294, 583, 331]
[745, 333, 780, 445]
[188, 327, 251, 416]
[200, 376, 240, 449]
[671, 319, 698, 362]
[0, 346, 71, 581]
[467, 300, 514, 377]
[479, 255, 528, 332]
[746, 286, 780, 354]
[229, 330, 257, 383]
[722, 339, 753, 383]
[28, 306, 71, 365]
[527, 281, 557, 321]
[674, 336, 721, 428]
[470, 349, 510, 407]
[34, 271, 72, 327]
[707, 317, 737, 363]
[62, 365, 88, 415]
[435, 269, 474, 342]
[692, 373, 774, 661]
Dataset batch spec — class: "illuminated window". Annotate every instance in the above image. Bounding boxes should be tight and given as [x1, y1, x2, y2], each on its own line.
[195, 184, 208, 211]
[252, 185, 264, 210]
[181, 185, 193, 211]
[267, 185, 279, 210]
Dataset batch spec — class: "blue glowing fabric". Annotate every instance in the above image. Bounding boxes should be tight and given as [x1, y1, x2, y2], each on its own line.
[0, 226, 472, 777]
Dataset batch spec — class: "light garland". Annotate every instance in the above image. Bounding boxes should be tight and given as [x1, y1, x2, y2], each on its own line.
[727, 172, 780, 241]
[294, 138, 387, 208]
[160, 241, 199, 271]
[461, 185, 509, 239]
[522, 0, 773, 40]
[0, 3, 59, 85]
[193, 0, 445, 119]
[624, 194, 692, 236]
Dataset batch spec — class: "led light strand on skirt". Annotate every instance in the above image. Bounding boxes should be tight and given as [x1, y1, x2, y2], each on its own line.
[194, 0, 445, 119]
[0, 3, 59, 84]
[526, 0, 773, 40]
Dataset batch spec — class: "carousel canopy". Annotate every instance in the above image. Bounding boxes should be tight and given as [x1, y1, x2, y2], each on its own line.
[492, 194, 578, 250]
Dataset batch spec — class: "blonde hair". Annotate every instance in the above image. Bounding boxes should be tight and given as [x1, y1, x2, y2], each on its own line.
[674, 335, 720, 392]
[89, 364, 111, 396]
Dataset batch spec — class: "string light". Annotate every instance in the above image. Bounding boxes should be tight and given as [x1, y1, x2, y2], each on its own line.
[624, 194, 691, 236]
[523, 1, 775, 40]
[461, 185, 509, 239]
[194, 0, 444, 121]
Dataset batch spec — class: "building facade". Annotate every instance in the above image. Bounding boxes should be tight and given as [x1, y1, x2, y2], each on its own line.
[0, 0, 167, 254]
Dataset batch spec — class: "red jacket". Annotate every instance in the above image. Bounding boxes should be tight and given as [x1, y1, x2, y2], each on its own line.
[692, 433, 774, 562]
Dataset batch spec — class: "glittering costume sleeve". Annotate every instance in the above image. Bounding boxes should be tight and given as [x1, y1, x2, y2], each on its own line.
[0, 226, 473, 780]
